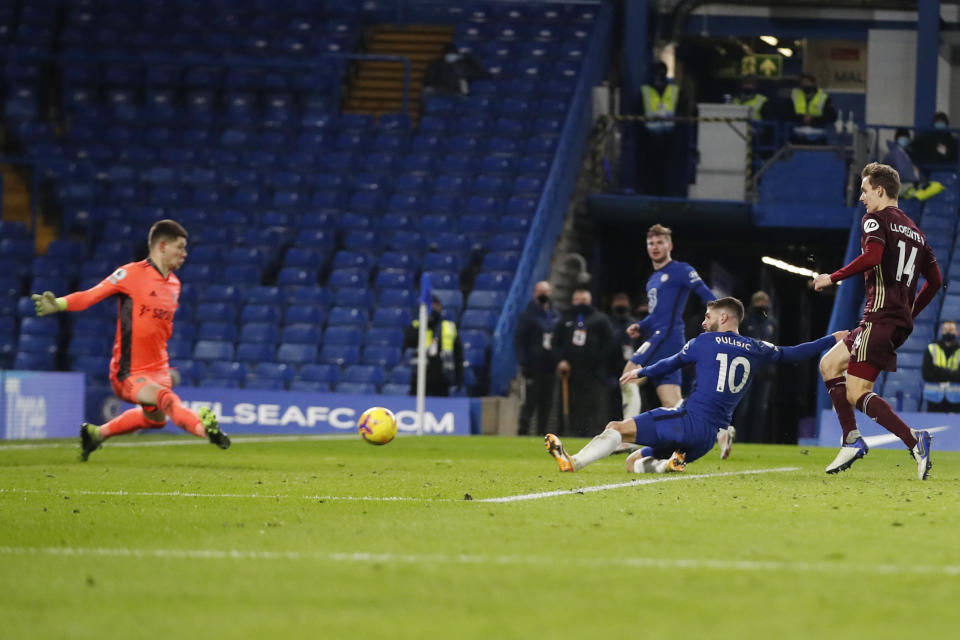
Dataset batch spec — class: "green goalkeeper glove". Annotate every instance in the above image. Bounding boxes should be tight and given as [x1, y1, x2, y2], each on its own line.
[30, 291, 66, 317]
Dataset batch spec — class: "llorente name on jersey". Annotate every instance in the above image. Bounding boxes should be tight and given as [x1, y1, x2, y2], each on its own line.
[890, 223, 924, 245]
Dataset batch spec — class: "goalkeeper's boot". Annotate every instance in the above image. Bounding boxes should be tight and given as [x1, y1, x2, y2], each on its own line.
[718, 426, 736, 460]
[544, 433, 576, 472]
[911, 429, 933, 480]
[664, 451, 686, 472]
[79, 423, 102, 462]
[199, 407, 230, 449]
[825, 429, 868, 474]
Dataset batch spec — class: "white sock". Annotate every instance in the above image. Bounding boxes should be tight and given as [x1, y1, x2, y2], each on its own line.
[572, 429, 622, 470]
[632, 455, 661, 473]
[621, 383, 641, 418]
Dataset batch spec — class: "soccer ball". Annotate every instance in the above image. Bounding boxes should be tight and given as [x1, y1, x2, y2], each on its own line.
[358, 406, 397, 445]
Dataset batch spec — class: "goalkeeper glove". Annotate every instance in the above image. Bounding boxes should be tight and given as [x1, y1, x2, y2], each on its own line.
[31, 291, 66, 317]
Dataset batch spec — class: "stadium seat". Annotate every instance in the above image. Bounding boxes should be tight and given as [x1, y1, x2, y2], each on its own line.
[378, 288, 417, 308]
[361, 345, 401, 369]
[284, 305, 325, 326]
[467, 290, 508, 310]
[276, 342, 317, 365]
[236, 342, 276, 363]
[375, 269, 415, 290]
[460, 329, 491, 352]
[241, 304, 282, 324]
[193, 340, 235, 361]
[332, 287, 376, 309]
[197, 321, 239, 342]
[371, 307, 412, 328]
[298, 363, 340, 385]
[319, 344, 360, 366]
[207, 360, 249, 383]
[461, 309, 499, 331]
[381, 382, 410, 396]
[327, 306, 370, 326]
[341, 365, 384, 386]
[281, 324, 322, 344]
[364, 327, 405, 348]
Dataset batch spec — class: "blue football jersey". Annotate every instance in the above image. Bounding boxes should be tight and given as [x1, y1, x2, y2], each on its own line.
[638, 331, 836, 428]
[636, 260, 715, 342]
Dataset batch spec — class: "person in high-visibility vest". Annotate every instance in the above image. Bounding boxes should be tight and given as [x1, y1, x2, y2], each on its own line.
[790, 73, 837, 128]
[733, 76, 771, 121]
[403, 295, 464, 396]
[637, 61, 680, 196]
[922, 320, 960, 412]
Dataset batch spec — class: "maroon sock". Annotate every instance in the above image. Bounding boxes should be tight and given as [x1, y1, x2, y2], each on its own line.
[824, 377, 858, 444]
[856, 392, 917, 449]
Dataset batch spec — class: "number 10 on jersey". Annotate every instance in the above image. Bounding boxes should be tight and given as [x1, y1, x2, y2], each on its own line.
[716, 353, 750, 393]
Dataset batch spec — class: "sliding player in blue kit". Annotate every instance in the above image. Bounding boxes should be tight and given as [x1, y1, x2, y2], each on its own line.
[620, 224, 738, 457]
[546, 297, 847, 473]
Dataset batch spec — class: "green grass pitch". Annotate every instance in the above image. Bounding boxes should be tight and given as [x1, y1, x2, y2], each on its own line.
[2, 433, 959, 639]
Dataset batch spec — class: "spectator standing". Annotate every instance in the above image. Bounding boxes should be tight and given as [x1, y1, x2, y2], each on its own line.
[733, 76, 772, 121]
[423, 43, 490, 99]
[637, 62, 679, 196]
[608, 292, 639, 418]
[733, 291, 778, 442]
[790, 73, 837, 141]
[909, 112, 959, 167]
[555, 289, 616, 437]
[514, 281, 559, 436]
[922, 320, 960, 413]
[403, 295, 463, 396]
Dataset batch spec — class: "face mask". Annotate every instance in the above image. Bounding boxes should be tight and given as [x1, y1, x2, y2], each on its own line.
[943, 333, 957, 343]
[897, 136, 910, 147]
[430, 310, 442, 324]
[934, 121, 948, 130]
[574, 304, 591, 315]
[444, 53, 460, 64]
[752, 305, 767, 313]
[803, 85, 816, 96]
[612, 305, 629, 316]
[536, 294, 550, 305]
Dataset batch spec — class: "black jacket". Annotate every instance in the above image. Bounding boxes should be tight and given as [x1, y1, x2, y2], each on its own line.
[514, 300, 558, 375]
[554, 306, 616, 379]
[423, 53, 490, 96]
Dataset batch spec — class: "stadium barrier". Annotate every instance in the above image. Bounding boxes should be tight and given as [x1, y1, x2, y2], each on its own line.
[489, 0, 612, 395]
[0, 370, 84, 439]
[83, 385, 474, 438]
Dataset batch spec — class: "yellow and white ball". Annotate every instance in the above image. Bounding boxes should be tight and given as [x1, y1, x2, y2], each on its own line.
[357, 407, 397, 445]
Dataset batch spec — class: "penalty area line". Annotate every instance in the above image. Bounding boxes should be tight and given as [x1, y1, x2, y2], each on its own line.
[477, 467, 801, 503]
[0, 545, 957, 577]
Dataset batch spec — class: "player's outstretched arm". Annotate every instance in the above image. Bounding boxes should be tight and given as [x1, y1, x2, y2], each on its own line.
[776, 332, 846, 364]
[30, 291, 66, 316]
[813, 242, 883, 290]
[620, 348, 688, 384]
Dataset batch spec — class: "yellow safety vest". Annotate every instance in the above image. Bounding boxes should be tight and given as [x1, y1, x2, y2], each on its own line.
[928, 343, 960, 370]
[734, 93, 768, 120]
[791, 88, 827, 117]
[412, 319, 458, 354]
[640, 83, 678, 132]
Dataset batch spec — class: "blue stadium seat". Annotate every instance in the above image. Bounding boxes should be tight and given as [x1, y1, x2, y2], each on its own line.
[240, 304, 282, 324]
[335, 382, 378, 395]
[341, 365, 384, 386]
[277, 343, 317, 365]
[378, 288, 417, 308]
[167, 338, 194, 360]
[364, 327, 405, 347]
[467, 290, 508, 310]
[195, 302, 238, 322]
[461, 309, 499, 331]
[298, 363, 340, 385]
[247, 286, 282, 305]
[197, 375, 239, 388]
[193, 340, 235, 361]
[332, 251, 376, 271]
[424, 270, 459, 290]
[15, 351, 55, 371]
[327, 306, 370, 326]
[207, 360, 249, 383]
[375, 269, 415, 290]
[381, 382, 410, 396]
[197, 321, 239, 342]
[284, 305, 325, 326]
[20, 317, 58, 336]
[240, 322, 280, 344]
[371, 307, 412, 329]
[332, 287, 376, 309]
[282, 324, 322, 344]
[388, 365, 413, 384]
[483, 251, 521, 272]
[277, 267, 319, 287]
[361, 345, 401, 369]
[432, 289, 463, 316]
[320, 344, 360, 366]
[289, 380, 331, 392]
[463, 348, 487, 371]
[460, 329, 491, 352]
[236, 342, 276, 363]
[328, 267, 369, 290]
[245, 377, 287, 391]
[325, 326, 364, 345]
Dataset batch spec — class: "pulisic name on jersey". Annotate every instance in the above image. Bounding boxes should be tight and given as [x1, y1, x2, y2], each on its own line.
[715, 335, 752, 350]
[889, 222, 924, 245]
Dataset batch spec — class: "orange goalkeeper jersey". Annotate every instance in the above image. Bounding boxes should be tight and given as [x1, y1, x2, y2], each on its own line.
[64, 259, 181, 381]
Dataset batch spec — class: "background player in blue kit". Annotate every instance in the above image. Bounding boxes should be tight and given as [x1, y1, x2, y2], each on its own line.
[620, 224, 733, 455]
[545, 297, 846, 474]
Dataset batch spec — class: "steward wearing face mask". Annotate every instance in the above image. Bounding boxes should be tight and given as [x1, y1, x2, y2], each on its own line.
[555, 288, 616, 437]
[637, 61, 681, 196]
[514, 281, 559, 436]
[423, 42, 491, 98]
[922, 320, 960, 412]
[403, 295, 464, 396]
[909, 112, 959, 167]
[790, 73, 837, 128]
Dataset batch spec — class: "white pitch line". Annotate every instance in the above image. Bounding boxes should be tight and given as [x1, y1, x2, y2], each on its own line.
[476, 467, 801, 502]
[0, 468, 798, 503]
[0, 545, 957, 577]
[862, 425, 950, 448]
